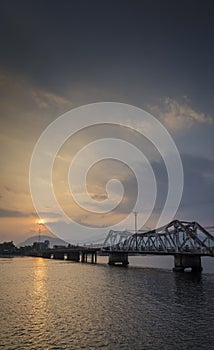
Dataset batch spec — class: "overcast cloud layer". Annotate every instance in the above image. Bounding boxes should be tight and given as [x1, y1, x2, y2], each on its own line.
[0, 1, 213, 243]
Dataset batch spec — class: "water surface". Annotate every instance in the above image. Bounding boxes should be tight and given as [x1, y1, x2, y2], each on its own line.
[0, 257, 213, 349]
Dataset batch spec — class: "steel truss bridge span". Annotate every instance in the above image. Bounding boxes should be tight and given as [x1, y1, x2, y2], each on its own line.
[102, 220, 214, 257]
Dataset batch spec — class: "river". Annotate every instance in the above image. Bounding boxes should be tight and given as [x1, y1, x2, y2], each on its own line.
[0, 256, 213, 349]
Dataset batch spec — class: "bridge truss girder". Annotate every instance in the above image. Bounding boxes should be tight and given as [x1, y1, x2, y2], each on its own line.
[102, 220, 214, 256]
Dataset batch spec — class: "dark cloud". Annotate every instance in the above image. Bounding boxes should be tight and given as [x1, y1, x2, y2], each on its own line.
[0, 1, 214, 241]
[148, 154, 214, 222]
[0, 208, 29, 218]
[181, 154, 214, 205]
[0, 208, 63, 219]
[0, 1, 214, 109]
[105, 154, 214, 225]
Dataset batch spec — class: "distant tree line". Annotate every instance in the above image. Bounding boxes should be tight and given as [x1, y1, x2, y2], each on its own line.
[0, 241, 17, 255]
[0, 240, 81, 256]
[0, 241, 37, 256]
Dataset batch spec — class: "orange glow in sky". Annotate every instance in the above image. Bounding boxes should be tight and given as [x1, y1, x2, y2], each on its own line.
[37, 218, 46, 226]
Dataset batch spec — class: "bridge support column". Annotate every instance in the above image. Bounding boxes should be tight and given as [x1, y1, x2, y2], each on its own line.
[91, 251, 97, 264]
[81, 252, 86, 263]
[173, 254, 202, 272]
[81, 251, 97, 263]
[53, 252, 65, 260]
[66, 251, 80, 262]
[108, 252, 129, 266]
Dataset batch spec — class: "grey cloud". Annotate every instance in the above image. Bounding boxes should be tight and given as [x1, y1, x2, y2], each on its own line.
[0, 208, 63, 220]
[38, 211, 63, 219]
[90, 194, 108, 201]
[0, 208, 29, 218]
[148, 97, 213, 131]
[181, 154, 214, 205]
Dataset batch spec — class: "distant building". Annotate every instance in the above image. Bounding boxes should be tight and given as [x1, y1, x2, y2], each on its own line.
[33, 240, 50, 251]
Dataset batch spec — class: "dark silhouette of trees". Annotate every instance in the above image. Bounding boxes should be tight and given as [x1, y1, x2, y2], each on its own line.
[0, 241, 17, 255]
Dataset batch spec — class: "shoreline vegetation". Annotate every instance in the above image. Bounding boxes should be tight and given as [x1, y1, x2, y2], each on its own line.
[0, 241, 34, 256]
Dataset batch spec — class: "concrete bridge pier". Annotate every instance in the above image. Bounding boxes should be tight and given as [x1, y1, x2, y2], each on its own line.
[92, 251, 97, 264]
[66, 251, 80, 262]
[108, 252, 129, 266]
[173, 254, 203, 272]
[81, 251, 97, 263]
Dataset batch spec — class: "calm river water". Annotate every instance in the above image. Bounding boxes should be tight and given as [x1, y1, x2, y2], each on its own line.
[0, 256, 214, 350]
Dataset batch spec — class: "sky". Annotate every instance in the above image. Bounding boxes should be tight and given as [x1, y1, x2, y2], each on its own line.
[0, 0, 214, 244]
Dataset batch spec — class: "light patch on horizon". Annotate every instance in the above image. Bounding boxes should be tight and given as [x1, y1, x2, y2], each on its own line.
[148, 97, 213, 131]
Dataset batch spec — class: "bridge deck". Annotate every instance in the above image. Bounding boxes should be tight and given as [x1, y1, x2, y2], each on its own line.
[102, 249, 214, 256]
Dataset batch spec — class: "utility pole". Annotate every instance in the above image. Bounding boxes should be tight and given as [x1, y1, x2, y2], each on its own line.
[38, 225, 41, 251]
[133, 211, 138, 233]
[133, 211, 138, 250]
[38, 221, 44, 250]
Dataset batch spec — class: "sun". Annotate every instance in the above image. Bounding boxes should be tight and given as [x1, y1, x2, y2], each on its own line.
[38, 218, 46, 225]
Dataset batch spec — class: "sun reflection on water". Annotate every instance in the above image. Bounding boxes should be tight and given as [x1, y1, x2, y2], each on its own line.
[29, 258, 50, 339]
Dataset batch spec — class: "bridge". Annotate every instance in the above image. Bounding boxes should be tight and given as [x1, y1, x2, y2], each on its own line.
[31, 246, 98, 264]
[101, 220, 214, 271]
[33, 220, 214, 272]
